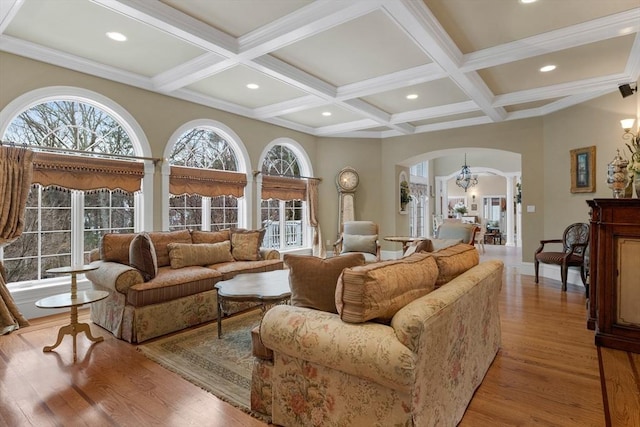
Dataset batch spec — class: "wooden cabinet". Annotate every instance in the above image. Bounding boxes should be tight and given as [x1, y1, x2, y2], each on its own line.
[587, 199, 640, 353]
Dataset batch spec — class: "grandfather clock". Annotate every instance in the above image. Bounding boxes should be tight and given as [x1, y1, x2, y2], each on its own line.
[336, 167, 359, 235]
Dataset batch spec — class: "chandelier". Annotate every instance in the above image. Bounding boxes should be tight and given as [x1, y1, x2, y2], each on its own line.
[455, 153, 478, 192]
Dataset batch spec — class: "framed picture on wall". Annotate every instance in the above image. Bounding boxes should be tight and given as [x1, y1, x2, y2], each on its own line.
[570, 146, 596, 193]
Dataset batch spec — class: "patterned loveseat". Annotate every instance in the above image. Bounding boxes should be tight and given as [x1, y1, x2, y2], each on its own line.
[86, 229, 282, 343]
[251, 244, 503, 426]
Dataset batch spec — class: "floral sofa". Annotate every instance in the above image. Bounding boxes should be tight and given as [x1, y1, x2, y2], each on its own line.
[86, 229, 282, 343]
[251, 244, 503, 426]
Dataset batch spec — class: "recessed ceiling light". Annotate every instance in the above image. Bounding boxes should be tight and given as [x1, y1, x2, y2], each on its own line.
[406, 94, 419, 100]
[540, 65, 556, 72]
[106, 32, 127, 42]
[519, 0, 537, 4]
[246, 83, 259, 90]
[322, 111, 332, 117]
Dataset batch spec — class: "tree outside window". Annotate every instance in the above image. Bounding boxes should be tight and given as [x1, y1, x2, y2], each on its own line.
[2, 100, 137, 284]
[261, 145, 305, 250]
[169, 127, 240, 231]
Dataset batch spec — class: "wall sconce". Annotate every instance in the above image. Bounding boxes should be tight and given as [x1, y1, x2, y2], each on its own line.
[621, 118, 639, 170]
[621, 118, 640, 145]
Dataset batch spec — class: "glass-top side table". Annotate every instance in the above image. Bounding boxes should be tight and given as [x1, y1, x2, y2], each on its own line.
[36, 264, 108, 362]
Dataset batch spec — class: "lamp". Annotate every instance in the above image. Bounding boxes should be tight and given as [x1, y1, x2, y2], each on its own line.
[455, 153, 478, 192]
[621, 118, 639, 143]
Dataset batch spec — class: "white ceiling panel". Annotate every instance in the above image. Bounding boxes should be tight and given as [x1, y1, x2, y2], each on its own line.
[362, 78, 470, 114]
[280, 105, 364, 128]
[478, 34, 635, 95]
[159, 0, 312, 37]
[5, 0, 206, 77]
[1, 0, 638, 138]
[272, 10, 432, 86]
[425, 0, 640, 53]
[186, 65, 310, 108]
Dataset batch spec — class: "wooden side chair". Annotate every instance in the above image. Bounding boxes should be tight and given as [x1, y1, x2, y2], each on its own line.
[534, 222, 589, 291]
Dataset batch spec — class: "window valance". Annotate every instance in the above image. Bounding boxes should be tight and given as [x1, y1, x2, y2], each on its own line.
[261, 175, 307, 201]
[170, 166, 247, 198]
[32, 152, 144, 193]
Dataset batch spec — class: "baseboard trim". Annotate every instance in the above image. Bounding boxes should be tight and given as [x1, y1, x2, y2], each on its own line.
[11, 278, 94, 320]
[520, 262, 586, 289]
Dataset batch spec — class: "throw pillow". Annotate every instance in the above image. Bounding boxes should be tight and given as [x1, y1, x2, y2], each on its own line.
[191, 229, 230, 244]
[341, 234, 378, 255]
[129, 232, 158, 282]
[336, 252, 438, 323]
[431, 243, 479, 287]
[230, 228, 266, 261]
[167, 241, 234, 269]
[148, 230, 192, 267]
[430, 238, 463, 252]
[101, 233, 136, 264]
[284, 253, 365, 313]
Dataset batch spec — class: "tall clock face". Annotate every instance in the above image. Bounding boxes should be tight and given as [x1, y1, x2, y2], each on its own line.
[338, 168, 359, 192]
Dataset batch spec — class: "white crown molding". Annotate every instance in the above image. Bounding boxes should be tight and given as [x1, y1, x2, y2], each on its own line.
[91, 0, 238, 55]
[239, 0, 383, 58]
[250, 55, 337, 99]
[336, 63, 447, 101]
[391, 101, 479, 124]
[0, 0, 24, 34]
[152, 54, 233, 92]
[0, 35, 152, 90]
[462, 9, 640, 72]
[253, 95, 327, 119]
[315, 118, 381, 136]
[493, 73, 631, 107]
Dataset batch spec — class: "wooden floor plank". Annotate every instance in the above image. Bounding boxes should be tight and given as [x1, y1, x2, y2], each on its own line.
[0, 246, 615, 426]
[599, 347, 640, 427]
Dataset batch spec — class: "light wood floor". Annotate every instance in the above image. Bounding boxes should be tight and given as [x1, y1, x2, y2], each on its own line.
[0, 246, 611, 426]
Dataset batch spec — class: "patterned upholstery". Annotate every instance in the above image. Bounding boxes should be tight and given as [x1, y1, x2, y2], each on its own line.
[86, 229, 283, 343]
[534, 222, 589, 291]
[252, 260, 504, 426]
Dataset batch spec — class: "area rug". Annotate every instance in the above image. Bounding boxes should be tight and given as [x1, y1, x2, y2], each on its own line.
[137, 310, 264, 419]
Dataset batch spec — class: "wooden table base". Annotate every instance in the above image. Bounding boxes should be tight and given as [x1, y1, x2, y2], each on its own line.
[43, 305, 104, 362]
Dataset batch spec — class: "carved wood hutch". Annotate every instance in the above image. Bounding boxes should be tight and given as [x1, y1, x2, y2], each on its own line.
[587, 199, 640, 353]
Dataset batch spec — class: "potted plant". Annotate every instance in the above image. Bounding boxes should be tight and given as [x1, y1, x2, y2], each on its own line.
[400, 180, 412, 211]
[453, 202, 468, 218]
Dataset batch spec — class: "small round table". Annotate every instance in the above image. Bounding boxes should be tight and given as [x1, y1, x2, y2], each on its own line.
[36, 265, 108, 362]
[384, 236, 426, 254]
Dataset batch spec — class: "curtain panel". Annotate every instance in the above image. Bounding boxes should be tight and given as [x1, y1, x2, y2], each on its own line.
[0, 145, 33, 334]
[306, 178, 325, 258]
[261, 175, 306, 201]
[170, 166, 247, 198]
[32, 152, 144, 193]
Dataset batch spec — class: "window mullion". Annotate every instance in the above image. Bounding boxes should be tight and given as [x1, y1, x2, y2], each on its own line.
[279, 201, 286, 250]
[203, 197, 211, 231]
[71, 190, 84, 266]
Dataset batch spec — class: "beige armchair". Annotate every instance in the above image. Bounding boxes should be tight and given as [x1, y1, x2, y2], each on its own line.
[436, 222, 479, 245]
[333, 221, 381, 263]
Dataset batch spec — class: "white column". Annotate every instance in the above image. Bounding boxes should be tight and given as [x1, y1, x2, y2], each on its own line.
[505, 175, 515, 246]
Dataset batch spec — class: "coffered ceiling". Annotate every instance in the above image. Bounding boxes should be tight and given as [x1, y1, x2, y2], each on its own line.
[1, 0, 639, 138]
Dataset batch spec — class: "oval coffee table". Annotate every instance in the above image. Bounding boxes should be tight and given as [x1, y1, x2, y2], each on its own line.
[215, 269, 290, 338]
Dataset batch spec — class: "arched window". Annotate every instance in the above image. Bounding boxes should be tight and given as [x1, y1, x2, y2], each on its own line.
[260, 144, 307, 250]
[168, 127, 243, 231]
[1, 99, 143, 284]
